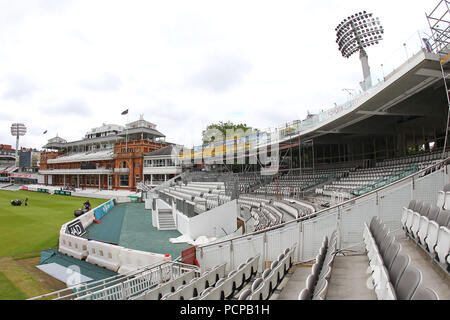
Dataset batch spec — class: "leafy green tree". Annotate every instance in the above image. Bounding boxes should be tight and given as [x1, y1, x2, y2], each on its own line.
[202, 121, 259, 144]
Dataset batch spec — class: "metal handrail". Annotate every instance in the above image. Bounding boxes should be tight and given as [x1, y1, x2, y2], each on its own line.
[28, 260, 199, 300]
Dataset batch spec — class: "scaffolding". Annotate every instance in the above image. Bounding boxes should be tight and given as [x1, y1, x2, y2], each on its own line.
[426, 0, 450, 157]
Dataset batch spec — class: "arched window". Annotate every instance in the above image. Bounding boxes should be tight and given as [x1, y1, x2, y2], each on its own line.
[122, 161, 127, 168]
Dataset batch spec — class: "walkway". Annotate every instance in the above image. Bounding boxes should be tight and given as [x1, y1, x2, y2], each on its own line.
[397, 236, 450, 299]
[326, 254, 377, 300]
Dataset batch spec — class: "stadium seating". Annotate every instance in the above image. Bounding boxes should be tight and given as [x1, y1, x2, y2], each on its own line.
[157, 181, 231, 214]
[253, 168, 349, 197]
[401, 189, 450, 273]
[134, 263, 226, 300]
[317, 152, 448, 199]
[240, 244, 296, 300]
[297, 231, 337, 300]
[190, 255, 260, 300]
[135, 269, 199, 300]
[364, 216, 439, 300]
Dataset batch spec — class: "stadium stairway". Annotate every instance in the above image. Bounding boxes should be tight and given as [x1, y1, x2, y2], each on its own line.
[157, 210, 177, 230]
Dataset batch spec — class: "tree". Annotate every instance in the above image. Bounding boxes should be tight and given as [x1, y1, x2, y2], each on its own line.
[201, 121, 259, 144]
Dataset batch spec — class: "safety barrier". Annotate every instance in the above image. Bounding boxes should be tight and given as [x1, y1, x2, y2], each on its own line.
[57, 199, 171, 276]
[93, 199, 115, 220]
[54, 190, 72, 196]
[59, 233, 89, 260]
[118, 248, 170, 274]
[78, 210, 96, 229]
[86, 242, 123, 272]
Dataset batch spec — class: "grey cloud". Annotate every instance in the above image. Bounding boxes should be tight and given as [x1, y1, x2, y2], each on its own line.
[189, 52, 252, 93]
[0, 111, 14, 122]
[0, 0, 72, 28]
[161, 16, 219, 48]
[68, 30, 92, 46]
[41, 98, 93, 117]
[79, 73, 123, 91]
[1, 75, 38, 101]
[35, 0, 73, 13]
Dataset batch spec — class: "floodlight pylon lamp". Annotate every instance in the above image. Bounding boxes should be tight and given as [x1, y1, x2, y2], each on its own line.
[10, 123, 27, 159]
[336, 10, 384, 91]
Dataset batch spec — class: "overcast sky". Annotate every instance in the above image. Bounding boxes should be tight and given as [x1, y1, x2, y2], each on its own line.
[0, 0, 432, 150]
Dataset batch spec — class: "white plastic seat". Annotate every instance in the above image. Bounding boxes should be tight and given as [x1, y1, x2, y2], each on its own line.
[405, 209, 414, 234]
[410, 211, 421, 239]
[382, 282, 397, 300]
[395, 266, 422, 300]
[198, 287, 214, 300]
[319, 264, 332, 281]
[312, 278, 328, 300]
[203, 278, 226, 300]
[425, 220, 440, 254]
[278, 252, 291, 276]
[363, 223, 375, 252]
[369, 247, 383, 274]
[374, 266, 390, 300]
[261, 269, 276, 298]
[365, 231, 378, 259]
[250, 277, 266, 300]
[401, 207, 410, 230]
[142, 270, 197, 300]
[444, 192, 450, 210]
[437, 191, 445, 208]
[434, 227, 450, 266]
[270, 260, 284, 285]
[238, 288, 252, 300]
[297, 288, 311, 300]
[411, 285, 439, 300]
[417, 216, 430, 246]
[246, 255, 260, 276]
[231, 265, 246, 291]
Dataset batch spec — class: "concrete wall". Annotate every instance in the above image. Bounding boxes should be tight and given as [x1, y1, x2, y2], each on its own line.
[174, 200, 238, 239]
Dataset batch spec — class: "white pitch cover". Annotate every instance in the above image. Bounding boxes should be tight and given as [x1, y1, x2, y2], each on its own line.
[36, 263, 92, 286]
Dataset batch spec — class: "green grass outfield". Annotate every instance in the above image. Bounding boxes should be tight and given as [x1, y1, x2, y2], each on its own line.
[0, 190, 106, 258]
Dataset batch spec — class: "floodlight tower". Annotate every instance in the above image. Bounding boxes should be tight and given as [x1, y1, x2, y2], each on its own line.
[336, 11, 384, 91]
[10, 123, 27, 159]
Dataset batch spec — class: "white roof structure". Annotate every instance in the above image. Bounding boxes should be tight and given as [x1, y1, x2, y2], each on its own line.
[47, 149, 114, 164]
[86, 124, 124, 136]
[48, 136, 67, 144]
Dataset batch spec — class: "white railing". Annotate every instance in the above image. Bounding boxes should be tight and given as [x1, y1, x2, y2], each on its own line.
[196, 159, 449, 273]
[29, 260, 198, 300]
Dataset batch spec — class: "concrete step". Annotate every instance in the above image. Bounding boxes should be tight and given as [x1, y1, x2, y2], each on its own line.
[159, 222, 176, 226]
[157, 212, 176, 230]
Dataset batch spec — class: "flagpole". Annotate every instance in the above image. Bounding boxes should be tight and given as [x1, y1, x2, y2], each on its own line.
[121, 108, 129, 152]
[126, 112, 129, 153]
